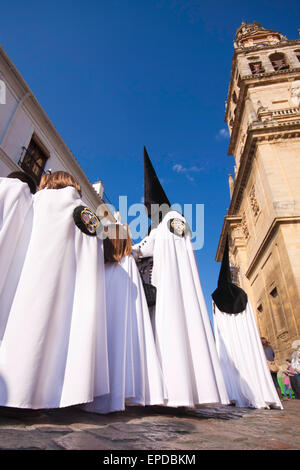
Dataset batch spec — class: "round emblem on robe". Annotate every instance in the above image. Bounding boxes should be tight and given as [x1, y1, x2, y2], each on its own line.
[73, 205, 100, 236]
[168, 218, 185, 237]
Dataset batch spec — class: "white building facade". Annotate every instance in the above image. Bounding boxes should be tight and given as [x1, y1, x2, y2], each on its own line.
[0, 45, 111, 215]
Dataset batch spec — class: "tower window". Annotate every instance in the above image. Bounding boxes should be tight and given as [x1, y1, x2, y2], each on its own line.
[257, 304, 263, 313]
[249, 61, 264, 74]
[232, 91, 238, 104]
[269, 52, 289, 71]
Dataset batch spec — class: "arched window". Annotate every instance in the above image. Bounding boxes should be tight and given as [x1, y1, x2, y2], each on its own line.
[269, 52, 289, 71]
[232, 90, 238, 104]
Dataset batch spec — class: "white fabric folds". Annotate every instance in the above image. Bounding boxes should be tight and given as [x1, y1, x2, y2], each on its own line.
[213, 302, 283, 409]
[133, 211, 229, 408]
[0, 187, 108, 409]
[84, 255, 166, 414]
[0, 178, 33, 342]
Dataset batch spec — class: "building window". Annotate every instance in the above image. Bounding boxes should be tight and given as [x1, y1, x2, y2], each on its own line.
[257, 304, 263, 313]
[230, 264, 240, 285]
[269, 285, 286, 331]
[294, 49, 300, 63]
[19, 136, 49, 184]
[232, 91, 238, 104]
[249, 61, 264, 74]
[270, 287, 278, 298]
[269, 52, 289, 71]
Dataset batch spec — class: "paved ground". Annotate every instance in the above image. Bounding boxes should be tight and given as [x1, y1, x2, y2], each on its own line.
[0, 399, 299, 452]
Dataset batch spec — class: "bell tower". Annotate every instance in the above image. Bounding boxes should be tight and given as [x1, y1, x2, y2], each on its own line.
[216, 22, 300, 362]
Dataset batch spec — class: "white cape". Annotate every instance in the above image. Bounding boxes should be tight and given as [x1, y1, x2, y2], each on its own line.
[84, 255, 166, 414]
[0, 178, 33, 342]
[0, 187, 108, 409]
[213, 302, 283, 409]
[133, 211, 229, 408]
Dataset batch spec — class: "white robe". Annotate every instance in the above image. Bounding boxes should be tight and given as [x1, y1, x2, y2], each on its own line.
[133, 211, 229, 408]
[0, 187, 109, 409]
[0, 178, 33, 342]
[84, 255, 166, 414]
[213, 302, 283, 409]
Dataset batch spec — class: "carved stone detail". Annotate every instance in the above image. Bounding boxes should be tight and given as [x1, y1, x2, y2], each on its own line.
[277, 330, 289, 343]
[290, 80, 300, 107]
[234, 21, 283, 50]
[249, 185, 260, 217]
[240, 211, 249, 239]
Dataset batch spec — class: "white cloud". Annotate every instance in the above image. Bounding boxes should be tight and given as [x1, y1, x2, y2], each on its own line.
[172, 164, 184, 173]
[172, 163, 202, 182]
[216, 127, 230, 139]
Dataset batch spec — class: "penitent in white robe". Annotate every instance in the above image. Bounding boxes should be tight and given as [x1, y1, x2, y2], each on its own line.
[83, 255, 166, 414]
[133, 211, 229, 408]
[0, 187, 109, 409]
[0, 177, 33, 342]
[213, 302, 283, 409]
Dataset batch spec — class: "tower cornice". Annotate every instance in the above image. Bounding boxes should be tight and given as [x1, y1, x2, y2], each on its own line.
[227, 68, 300, 155]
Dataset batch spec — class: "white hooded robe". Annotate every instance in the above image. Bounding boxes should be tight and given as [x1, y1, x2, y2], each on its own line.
[133, 211, 229, 408]
[84, 254, 166, 414]
[0, 187, 108, 409]
[213, 301, 283, 409]
[0, 177, 33, 342]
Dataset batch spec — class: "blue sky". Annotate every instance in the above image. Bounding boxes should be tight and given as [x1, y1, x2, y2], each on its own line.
[1, 0, 299, 321]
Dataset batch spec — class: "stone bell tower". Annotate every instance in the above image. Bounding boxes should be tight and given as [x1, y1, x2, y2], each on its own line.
[216, 22, 300, 362]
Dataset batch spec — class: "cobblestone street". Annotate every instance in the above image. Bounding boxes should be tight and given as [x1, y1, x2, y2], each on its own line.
[0, 400, 299, 452]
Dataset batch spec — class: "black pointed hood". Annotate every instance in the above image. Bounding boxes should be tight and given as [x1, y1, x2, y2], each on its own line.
[144, 146, 171, 219]
[212, 235, 248, 314]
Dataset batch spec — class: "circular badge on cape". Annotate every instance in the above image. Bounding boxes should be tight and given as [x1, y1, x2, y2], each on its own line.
[73, 205, 100, 236]
[168, 218, 186, 237]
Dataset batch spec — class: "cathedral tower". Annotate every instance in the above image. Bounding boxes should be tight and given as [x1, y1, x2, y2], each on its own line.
[216, 22, 300, 362]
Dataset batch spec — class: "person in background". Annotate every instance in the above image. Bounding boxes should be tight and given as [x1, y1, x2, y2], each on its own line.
[280, 359, 294, 400]
[291, 349, 300, 399]
[261, 337, 282, 399]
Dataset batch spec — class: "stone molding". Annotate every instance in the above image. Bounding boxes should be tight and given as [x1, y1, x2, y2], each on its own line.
[245, 216, 300, 278]
[228, 121, 300, 218]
